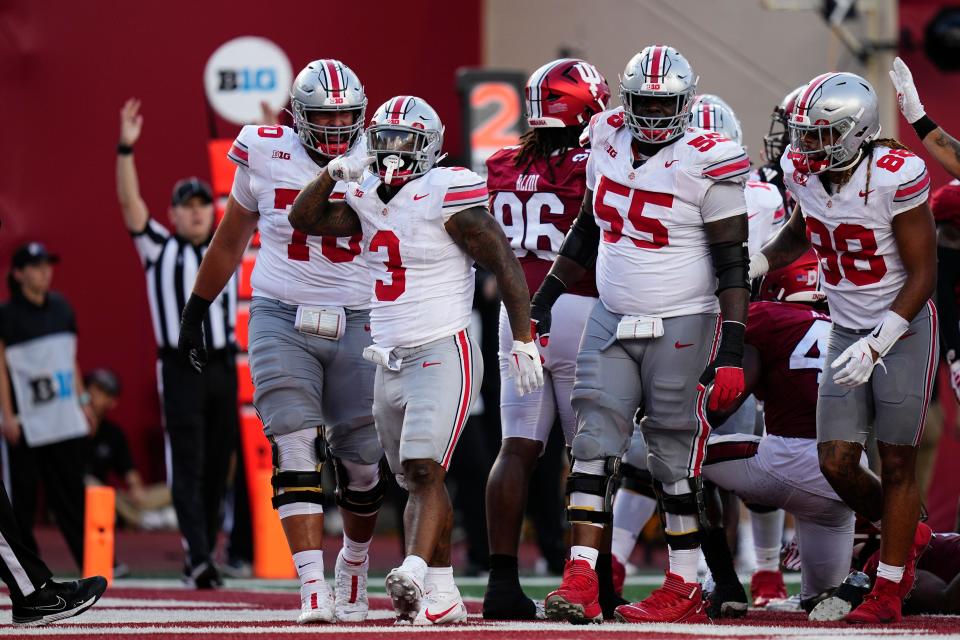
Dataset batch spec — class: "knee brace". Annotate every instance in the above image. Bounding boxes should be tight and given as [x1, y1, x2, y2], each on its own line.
[332, 457, 388, 516]
[653, 477, 709, 550]
[565, 457, 619, 525]
[619, 463, 655, 499]
[270, 428, 326, 517]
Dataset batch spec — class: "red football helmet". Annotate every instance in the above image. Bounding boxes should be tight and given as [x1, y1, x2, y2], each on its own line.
[525, 58, 610, 129]
[759, 250, 826, 305]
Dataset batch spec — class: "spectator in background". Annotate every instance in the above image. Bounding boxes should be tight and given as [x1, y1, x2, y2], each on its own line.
[115, 98, 240, 588]
[83, 368, 174, 531]
[0, 243, 89, 569]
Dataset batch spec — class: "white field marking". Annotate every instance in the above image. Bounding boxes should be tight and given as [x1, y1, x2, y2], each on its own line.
[1, 622, 957, 638]
[84, 598, 249, 609]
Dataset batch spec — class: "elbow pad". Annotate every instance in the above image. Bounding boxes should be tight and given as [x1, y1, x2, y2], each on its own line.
[710, 240, 750, 294]
[559, 210, 600, 268]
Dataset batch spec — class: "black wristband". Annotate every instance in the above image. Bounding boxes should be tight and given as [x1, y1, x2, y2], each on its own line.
[182, 293, 213, 325]
[912, 115, 938, 141]
[531, 274, 567, 309]
[714, 320, 746, 367]
[117, 143, 134, 155]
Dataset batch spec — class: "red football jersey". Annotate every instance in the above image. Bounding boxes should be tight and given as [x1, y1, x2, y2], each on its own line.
[746, 301, 831, 439]
[486, 145, 598, 298]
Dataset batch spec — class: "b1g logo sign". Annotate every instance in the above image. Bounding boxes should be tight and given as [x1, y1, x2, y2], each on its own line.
[29, 369, 74, 404]
[204, 37, 293, 125]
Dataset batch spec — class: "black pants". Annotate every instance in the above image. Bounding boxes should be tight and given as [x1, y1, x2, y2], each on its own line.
[0, 479, 52, 602]
[160, 351, 239, 568]
[8, 436, 87, 569]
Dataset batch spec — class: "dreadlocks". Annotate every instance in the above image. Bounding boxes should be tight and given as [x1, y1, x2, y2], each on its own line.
[514, 126, 584, 181]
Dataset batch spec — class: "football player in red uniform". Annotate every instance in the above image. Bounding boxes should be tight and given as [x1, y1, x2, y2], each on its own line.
[483, 58, 611, 620]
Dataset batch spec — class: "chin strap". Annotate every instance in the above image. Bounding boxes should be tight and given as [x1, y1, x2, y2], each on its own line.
[827, 148, 863, 173]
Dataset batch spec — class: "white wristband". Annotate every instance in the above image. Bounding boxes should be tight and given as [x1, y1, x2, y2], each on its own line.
[865, 310, 910, 358]
[748, 253, 769, 280]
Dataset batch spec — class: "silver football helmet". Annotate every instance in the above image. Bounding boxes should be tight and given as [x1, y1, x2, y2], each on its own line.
[367, 96, 445, 185]
[788, 72, 880, 174]
[619, 45, 698, 143]
[762, 85, 805, 164]
[289, 59, 367, 158]
[692, 94, 742, 146]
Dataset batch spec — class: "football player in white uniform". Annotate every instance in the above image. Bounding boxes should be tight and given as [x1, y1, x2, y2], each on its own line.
[532, 45, 751, 624]
[289, 96, 542, 625]
[181, 60, 385, 624]
[749, 72, 937, 624]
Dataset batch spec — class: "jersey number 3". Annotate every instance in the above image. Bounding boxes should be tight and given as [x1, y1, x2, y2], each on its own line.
[274, 189, 361, 263]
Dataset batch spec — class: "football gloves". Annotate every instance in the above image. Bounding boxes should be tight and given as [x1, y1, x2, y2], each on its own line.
[700, 320, 746, 412]
[889, 57, 925, 125]
[179, 294, 212, 374]
[327, 154, 374, 183]
[509, 340, 544, 396]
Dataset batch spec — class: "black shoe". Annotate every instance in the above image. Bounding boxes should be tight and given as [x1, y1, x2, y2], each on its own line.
[705, 579, 749, 620]
[12, 577, 107, 627]
[483, 583, 544, 620]
[183, 561, 221, 589]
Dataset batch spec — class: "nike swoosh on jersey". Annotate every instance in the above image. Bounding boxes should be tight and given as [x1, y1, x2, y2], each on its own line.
[413, 194, 430, 201]
[422, 361, 442, 368]
[424, 603, 459, 623]
[859, 189, 875, 198]
[664, 160, 679, 168]
[675, 341, 694, 349]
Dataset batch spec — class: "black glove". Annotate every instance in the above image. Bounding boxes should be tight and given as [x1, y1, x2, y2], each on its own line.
[179, 294, 212, 373]
[530, 274, 567, 347]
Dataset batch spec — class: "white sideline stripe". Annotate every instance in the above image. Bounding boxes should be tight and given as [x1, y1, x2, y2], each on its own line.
[0, 622, 954, 638]
[94, 598, 249, 609]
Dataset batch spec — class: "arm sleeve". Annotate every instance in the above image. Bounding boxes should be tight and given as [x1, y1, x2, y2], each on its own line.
[937, 244, 960, 360]
[441, 169, 488, 222]
[701, 181, 748, 224]
[130, 218, 170, 268]
[230, 165, 258, 212]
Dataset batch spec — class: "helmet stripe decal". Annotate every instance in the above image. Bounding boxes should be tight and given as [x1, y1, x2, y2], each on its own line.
[528, 59, 565, 120]
[648, 46, 665, 82]
[796, 73, 835, 118]
[325, 61, 343, 97]
[388, 96, 408, 120]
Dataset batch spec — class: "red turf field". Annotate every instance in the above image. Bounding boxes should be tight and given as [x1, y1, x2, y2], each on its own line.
[3, 586, 960, 639]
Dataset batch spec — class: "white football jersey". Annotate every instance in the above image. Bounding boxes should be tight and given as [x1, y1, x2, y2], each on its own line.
[781, 145, 931, 329]
[585, 108, 750, 318]
[228, 124, 370, 308]
[346, 166, 487, 349]
[745, 180, 786, 255]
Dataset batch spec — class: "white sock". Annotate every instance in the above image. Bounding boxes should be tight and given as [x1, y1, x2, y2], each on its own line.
[612, 490, 657, 563]
[751, 509, 784, 548]
[399, 554, 428, 580]
[668, 547, 700, 584]
[754, 546, 781, 573]
[611, 527, 639, 565]
[570, 545, 599, 569]
[293, 550, 325, 594]
[425, 566, 456, 593]
[877, 562, 905, 584]
[342, 533, 371, 565]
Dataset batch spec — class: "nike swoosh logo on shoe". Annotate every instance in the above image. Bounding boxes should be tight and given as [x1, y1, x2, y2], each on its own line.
[425, 603, 458, 622]
[34, 596, 66, 611]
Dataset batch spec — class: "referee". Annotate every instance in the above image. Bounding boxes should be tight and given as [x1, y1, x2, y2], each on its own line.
[116, 98, 239, 588]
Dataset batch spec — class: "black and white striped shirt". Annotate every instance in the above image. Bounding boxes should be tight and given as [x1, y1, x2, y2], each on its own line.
[131, 219, 237, 353]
